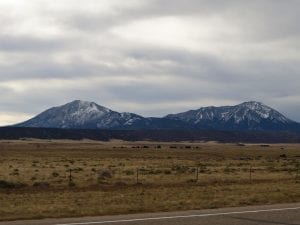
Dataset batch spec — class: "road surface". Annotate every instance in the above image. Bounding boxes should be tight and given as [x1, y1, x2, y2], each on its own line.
[1, 203, 300, 225]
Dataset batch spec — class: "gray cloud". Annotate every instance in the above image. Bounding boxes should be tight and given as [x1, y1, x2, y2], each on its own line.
[0, 0, 299, 125]
[0, 35, 67, 52]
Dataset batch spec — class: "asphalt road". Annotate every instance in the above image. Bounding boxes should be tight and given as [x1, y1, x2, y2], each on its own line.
[2, 203, 300, 225]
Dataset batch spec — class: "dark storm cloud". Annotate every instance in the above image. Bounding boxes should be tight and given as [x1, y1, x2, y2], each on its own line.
[0, 0, 299, 124]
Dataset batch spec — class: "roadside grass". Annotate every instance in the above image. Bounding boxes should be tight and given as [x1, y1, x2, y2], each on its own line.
[1, 181, 300, 221]
[0, 140, 300, 221]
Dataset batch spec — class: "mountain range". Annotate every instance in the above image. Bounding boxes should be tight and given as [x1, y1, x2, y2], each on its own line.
[15, 100, 300, 132]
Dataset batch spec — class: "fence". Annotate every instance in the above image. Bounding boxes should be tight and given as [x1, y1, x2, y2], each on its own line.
[65, 163, 300, 187]
[1, 161, 300, 188]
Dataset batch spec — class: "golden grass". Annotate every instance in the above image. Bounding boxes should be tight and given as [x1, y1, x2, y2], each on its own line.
[0, 140, 300, 221]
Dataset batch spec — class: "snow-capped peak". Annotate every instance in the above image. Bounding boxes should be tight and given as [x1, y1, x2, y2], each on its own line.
[66, 100, 111, 116]
[236, 101, 290, 123]
[16, 100, 147, 129]
[238, 101, 270, 114]
[165, 101, 296, 131]
[15, 100, 300, 132]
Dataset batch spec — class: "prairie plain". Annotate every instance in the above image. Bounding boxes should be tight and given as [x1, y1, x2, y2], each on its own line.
[0, 140, 300, 221]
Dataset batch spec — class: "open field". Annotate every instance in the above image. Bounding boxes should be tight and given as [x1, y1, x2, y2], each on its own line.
[0, 140, 300, 221]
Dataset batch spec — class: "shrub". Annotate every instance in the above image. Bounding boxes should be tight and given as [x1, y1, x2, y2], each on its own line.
[164, 169, 172, 175]
[186, 179, 197, 183]
[52, 171, 60, 177]
[0, 180, 26, 189]
[148, 169, 162, 175]
[124, 170, 134, 175]
[98, 169, 113, 180]
[223, 166, 236, 173]
[11, 169, 19, 176]
[68, 181, 76, 187]
[172, 165, 189, 173]
[73, 167, 83, 173]
[115, 181, 127, 187]
[33, 182, 50, 188]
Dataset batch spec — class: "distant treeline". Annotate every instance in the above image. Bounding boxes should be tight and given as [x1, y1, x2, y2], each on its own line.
[1, 127, 300, 143]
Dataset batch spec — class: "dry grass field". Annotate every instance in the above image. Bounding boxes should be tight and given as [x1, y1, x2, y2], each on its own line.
[0, 139, 300, 221]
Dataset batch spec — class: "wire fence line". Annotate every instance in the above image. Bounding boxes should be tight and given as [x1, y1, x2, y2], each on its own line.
[1, 161, 300, 189]
[66, 163, 300, 186]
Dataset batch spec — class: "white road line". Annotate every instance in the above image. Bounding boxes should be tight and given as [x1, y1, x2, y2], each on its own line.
[55, 206, 300, 225]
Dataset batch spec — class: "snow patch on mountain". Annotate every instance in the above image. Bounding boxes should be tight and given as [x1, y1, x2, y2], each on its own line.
[166, 101, 296, 131]
[16, 100, 145, 129]
[15, 100, 300, 132]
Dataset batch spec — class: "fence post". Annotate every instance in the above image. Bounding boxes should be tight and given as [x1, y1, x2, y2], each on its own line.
[69, 169, 72, 182]
[136, 168, 139, 184]
[68, 168, 74, 187]
[249, 165, 252, 183]
[296, 167, 299, 181]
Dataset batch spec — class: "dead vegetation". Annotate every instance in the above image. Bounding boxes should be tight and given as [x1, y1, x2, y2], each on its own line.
[0, 140, 300, 221]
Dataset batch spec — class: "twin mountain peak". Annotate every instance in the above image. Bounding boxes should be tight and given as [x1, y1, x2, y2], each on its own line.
[16, 100, 300, 132]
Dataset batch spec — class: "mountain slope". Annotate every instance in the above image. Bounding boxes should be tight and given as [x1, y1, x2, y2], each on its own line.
[15, 100, 300, 132]
[16, 100, 146, 129]
[166, 101, 300, 132]
[16, 100, 188, 130]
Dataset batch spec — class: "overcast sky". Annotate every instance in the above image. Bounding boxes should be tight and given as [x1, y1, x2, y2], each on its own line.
[0, 0, 299, 125]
